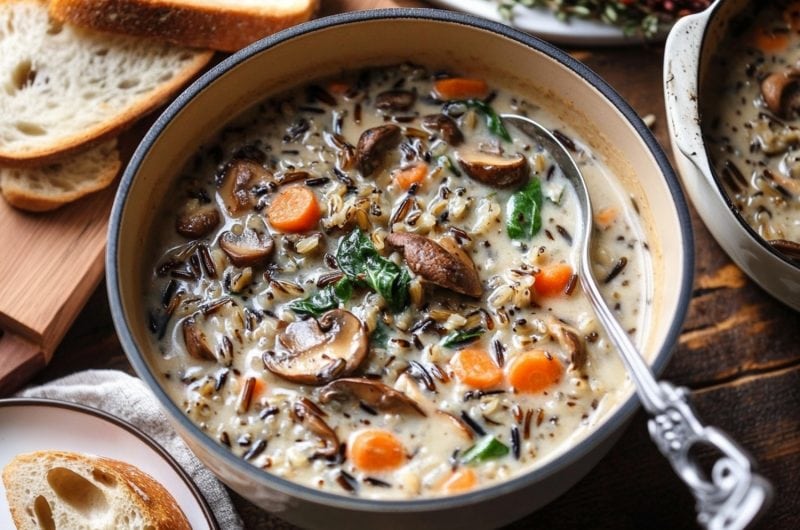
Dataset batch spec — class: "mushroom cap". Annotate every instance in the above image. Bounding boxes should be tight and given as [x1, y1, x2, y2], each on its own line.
[375, 90, 417, 112]
[218, 228, 274, 267]
[293, 398, 340, 458]
[455, 149, 528, 187]
[175, 202, 220, 239]
[422, 114, 463, 146]
[356, 124, 402, 176]
[385, 232, 483, 298]
[218, 158, 272, 215]
[264, 309, 368, 385]
[182, 316, 216, 362]
[319, 378, 426, 416]
[761, 69, 800, 118]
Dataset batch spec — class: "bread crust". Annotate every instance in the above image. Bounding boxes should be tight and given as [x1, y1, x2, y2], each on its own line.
[0, 140, 121, 212]
[50, 0, 319, 52]
[2, 450, 192, 530]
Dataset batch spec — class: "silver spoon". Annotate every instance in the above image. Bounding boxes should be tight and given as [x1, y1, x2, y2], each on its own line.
[502, 114, 772, 530]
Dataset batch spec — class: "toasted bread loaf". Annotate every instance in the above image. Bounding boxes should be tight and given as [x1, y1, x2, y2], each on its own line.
[0, 139, 120, 212]
[0, 0, 213, 166]
[2, 450, 191, 530]
[49, 0, 319, 52]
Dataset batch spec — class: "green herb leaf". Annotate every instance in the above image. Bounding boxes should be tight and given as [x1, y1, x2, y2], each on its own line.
[336, 229, 411, 312]
[370, 320, 392, 350]
[289, 277, 353, 316]
[441, 326, 485, 348]
[364, 255, 411, 312]
[336, 229, 377, 279]
[461, 435, 510, 465]
[465, 99, 512, 142]
[506, 178, 543, 240]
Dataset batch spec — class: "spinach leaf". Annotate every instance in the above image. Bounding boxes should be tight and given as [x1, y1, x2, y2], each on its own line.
[506, 178, 543, 240]
[289, 278, 352, 316]
[336, 229, 377, 279]
[370, 320, 392, 350]
[461, 435, 510, 465]
[364, 255, 411, 312]
[441, 326, 485, 348]
[336, 229, 411, 312]
[465, 99, 512, 142]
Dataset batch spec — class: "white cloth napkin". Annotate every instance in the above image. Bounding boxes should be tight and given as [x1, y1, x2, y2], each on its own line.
[17, 369, 244, 530]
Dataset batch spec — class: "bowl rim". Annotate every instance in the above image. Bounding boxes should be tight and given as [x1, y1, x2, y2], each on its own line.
[107, 7, 695, 512]
[696, 0, 800, 271]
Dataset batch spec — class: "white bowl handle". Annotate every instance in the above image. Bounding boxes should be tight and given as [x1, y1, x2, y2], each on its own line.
[663, 7, 714, 176]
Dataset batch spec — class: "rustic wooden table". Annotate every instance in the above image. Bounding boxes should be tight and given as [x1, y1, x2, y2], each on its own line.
[30, 1, 800, 528]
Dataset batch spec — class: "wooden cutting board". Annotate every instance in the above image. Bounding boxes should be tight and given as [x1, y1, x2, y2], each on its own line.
[0, 0, 417, 395]
[0, 177, 116, 394]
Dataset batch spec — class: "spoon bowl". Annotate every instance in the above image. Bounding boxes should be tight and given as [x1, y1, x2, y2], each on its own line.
[503, 113, 773, 530]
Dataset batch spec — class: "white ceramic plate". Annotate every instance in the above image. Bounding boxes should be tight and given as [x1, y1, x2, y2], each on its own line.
[426, 0, 661, 45]
[0, 399, 218, 529]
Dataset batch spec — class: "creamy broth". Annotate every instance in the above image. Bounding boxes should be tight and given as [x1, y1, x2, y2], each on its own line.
[702, 1, 800, 252]
[146, 64, 650, 499]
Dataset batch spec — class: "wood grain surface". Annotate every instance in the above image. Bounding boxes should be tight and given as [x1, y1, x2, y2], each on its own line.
[26, 2, 800, 530]
[0, 153, 114, 394]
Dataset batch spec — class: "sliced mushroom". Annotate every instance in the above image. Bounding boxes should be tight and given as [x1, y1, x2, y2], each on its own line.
[356, 124, 402, 176]
[761, 68, 800, 118]
[385, 233, 482, 297]
[375, 90, 416, 112]
[182, 316, 216, 362]
[769, 239, 800, 262]
[435, 410, 474, 440]
[422, 114, 463, 146]
[550, 319, 586, 372]
[455, 149, 528, 187]
[219, 229, 274, 267]
[264, 309, 368, 385]
[293, 398, 339, 458]
[218, 159, 273, 215]
[319, 378, 426, 416]
[175, 201, 220, 239]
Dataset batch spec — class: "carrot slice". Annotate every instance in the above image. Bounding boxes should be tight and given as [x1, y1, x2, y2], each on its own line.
[433, 78, 489, 101]
[441, 468, 478, 494]
[534, 263, 574, 298]
[267, 186, 321, 233]
[393, 162, 428, 190]
[753, 27, 790, 53]
[348, 429, 405, 472]
[450, 348, 504, 390]
[506, 350, 562, 394]
[594, 207, 618, 229]
[252, 377, 267, 401]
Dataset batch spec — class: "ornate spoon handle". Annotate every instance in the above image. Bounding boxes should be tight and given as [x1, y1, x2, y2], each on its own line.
[647, 382, 773, 530]
[583, 264, 772, 530]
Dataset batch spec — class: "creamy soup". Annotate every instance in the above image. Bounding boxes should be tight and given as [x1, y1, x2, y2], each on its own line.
[702, 0, 800, 259]
[145, 64, 650, 499]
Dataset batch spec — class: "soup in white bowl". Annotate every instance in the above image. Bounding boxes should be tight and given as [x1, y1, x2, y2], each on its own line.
[145, 64, 651, 499]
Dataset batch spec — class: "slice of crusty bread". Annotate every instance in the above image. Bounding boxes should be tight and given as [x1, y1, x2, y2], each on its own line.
[0, 0, 213, 166]
[2, 450, 191, 530]
[49, 0, 319, 52]
[0, 139, 120, 211]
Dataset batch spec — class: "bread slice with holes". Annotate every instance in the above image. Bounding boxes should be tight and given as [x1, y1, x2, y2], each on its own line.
[2, 450, 191, 530]
[49, 0, 319, 52]
[0, 139, 120, 211]
[0, 0, 213, 166]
